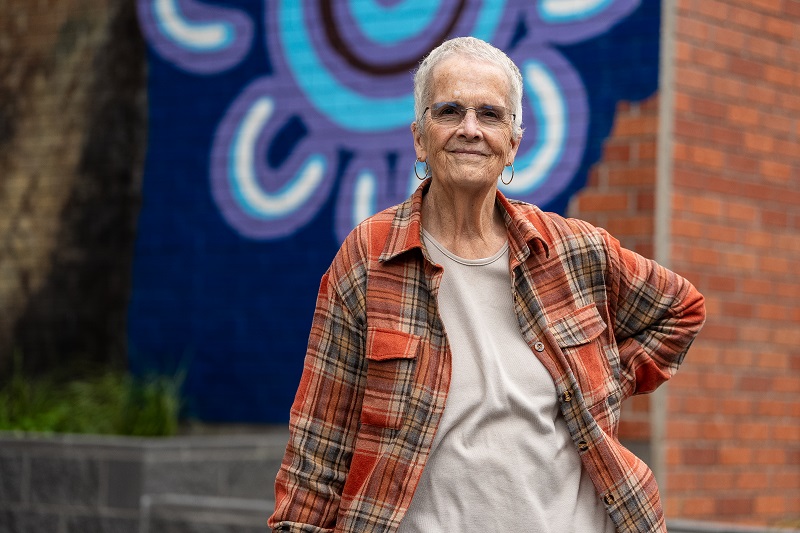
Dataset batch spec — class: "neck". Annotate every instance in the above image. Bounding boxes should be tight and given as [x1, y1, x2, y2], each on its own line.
[422, 179, 506, 259]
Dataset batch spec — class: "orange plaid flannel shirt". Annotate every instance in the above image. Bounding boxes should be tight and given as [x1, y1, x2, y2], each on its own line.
[269, 181, 705, 532]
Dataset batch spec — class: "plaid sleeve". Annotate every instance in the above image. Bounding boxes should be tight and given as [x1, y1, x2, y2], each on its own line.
[269, 249, 368, 532]
[602, 229, 706, 397]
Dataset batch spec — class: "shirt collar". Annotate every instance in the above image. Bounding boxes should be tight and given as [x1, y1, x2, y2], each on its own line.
[379, 180, 551, 264]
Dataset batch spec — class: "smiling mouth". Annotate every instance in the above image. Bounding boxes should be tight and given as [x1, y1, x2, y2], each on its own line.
[451, 150, 486, 156]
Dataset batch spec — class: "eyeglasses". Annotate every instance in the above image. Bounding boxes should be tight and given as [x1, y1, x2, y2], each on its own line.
[424, 101, 515, 128]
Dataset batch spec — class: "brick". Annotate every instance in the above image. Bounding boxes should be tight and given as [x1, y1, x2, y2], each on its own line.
[764, 65, 796, 88]
[701, 471, 737, 490]
[606, 216, 654, 237]
[675, 66, 712, 92]
[727, 104, 759, 126]
[720, 397, 753, 416]
[679, 394, 718, 415]
[689, 95, 728, 119]
[682, 446, 719, 465]
[755, 399, 791, 417]
[689, 145, 725, 168]
[668, 471, 700, 491]
[723, 200, 758, 223]
[713, 25, 747, 50]
[601, 142, 631, 161]
[707, 274, 737, 291]
[720, 301, 753, 319]
[611, 114, 657, 137]
[759, 255, 792, 275]
[716, 497, 754, 516]
[688, 246, 721, 267]
[680, 496, 716, 517]
[746, 33, 780, 60]
[618, 419, 650, 440]
[606, 167, 655, 186]
[773, 423, 800, 441]
[745, 0, 783, 13]
[763, 209, 789, 228]
[701, 322, 740, 342]
[575, 191, 629, 212]
[703, 420, 737, 440]
[743, 131, 775, 153]
[779, 91, 800, 111]
[736, 471, 769, 490]
[746, 84, 778, 105]
[760, 159, 794, 183]
[754, 447, 787, 465]
[775, 233, 800, 253]
[774, 375, 800, 394]
[675, 40, 693, 62]
[723, 250, 758, 272]
[693, 49, 730, 71]
[788, 0, 800, 17]
[727, 5, 764, 31]
[708, 124, 744, 146]
[727, 153, 760, 174]
[759, 112, 795, 136]
[693, 0, 729, 21]
[635, 191, 654, 210]
[774, 327, 800, 346]
[729, 56, 765, 80]
[754, 495, 787, 515]
[677, 17, 713, 40]
[738, 422, 771, 441]
[635, 140, 656, 161]
[763, 16, 796, 41]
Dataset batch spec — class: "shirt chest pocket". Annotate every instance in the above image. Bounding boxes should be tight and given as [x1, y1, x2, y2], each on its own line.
[547, 304, 618, 410]
[361, 327, 420, 429]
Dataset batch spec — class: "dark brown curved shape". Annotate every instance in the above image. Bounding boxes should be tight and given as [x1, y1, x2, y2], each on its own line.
[319, 0, 467, 76]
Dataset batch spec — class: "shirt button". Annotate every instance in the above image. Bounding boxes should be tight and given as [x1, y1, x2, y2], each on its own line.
[603, 493, 616, 506]
[577, 440, 589, 451]
[534, 341, 545, 352]
[562, 390, 572, 402]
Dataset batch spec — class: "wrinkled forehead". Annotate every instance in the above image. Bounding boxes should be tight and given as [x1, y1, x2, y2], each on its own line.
[428, 54, 511, 106]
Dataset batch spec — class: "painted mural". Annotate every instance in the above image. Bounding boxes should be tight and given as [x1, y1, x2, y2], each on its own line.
[132, 0, 660, 422]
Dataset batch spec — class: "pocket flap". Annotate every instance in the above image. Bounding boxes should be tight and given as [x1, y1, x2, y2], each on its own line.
[366, 327, 420, 361]
[548, 304, 607, 348]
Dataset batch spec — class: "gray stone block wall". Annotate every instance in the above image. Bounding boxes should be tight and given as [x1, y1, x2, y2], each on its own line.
[2, 429, 796, 533]
[0, 428, 288, 533]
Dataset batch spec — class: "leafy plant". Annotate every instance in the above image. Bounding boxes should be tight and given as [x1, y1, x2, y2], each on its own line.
[0, 354, 183, 437]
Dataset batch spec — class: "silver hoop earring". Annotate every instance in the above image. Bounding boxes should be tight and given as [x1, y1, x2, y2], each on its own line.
[414, 158, 431, 180]
[501, 163, 515, 185]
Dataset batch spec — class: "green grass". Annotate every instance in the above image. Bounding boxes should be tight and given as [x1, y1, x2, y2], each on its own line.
[0, 360, 183, 437]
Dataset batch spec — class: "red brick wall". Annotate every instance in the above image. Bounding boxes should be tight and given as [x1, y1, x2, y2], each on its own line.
[666, 0, 800, 525]
[568, 96, 660, 445]
[571, 0, 800, 526]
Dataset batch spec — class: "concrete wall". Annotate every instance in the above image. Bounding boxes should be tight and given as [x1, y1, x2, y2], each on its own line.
[0, 429, 287, 532]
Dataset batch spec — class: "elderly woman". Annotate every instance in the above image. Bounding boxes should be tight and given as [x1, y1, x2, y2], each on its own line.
[269, 37, 704, 533]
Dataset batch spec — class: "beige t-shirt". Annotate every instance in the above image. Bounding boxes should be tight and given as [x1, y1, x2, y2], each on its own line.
[397, 230, 615, 533]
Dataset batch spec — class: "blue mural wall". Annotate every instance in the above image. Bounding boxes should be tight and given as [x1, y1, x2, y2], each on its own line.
[131, 0, 661, 422]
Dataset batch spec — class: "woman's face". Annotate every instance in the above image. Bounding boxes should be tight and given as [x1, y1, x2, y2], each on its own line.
[412, 54, 521, 193]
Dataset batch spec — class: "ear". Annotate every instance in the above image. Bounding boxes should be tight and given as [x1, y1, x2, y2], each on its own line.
[506, 131, 522, 166]
[411, 122, 427, 162]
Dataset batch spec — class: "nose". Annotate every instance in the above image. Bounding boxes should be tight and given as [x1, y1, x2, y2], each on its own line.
[458, 108, 482, 138]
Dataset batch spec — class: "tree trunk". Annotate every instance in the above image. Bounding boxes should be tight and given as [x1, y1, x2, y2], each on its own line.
[0, 0, 147, 374]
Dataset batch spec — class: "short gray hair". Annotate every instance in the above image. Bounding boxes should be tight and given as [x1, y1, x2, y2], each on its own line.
[413, 36, 524, 139]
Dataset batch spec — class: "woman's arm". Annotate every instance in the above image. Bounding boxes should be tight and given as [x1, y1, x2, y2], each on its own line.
[604, 230, 706, 398]
[269, 267, 367, 532]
